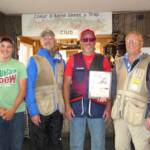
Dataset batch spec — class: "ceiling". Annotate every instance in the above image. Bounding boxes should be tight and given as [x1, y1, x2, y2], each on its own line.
[0, 0, 150, 15]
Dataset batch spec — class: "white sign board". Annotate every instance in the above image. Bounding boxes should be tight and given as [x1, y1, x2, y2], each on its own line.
[88, 71, 112, 98]
[22, 12, 112, 39]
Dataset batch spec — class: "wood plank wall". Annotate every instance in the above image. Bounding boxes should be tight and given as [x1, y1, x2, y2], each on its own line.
[0, 12, 5, 36]
[113, 11, 150, 46]
[0, 12, 21, 38]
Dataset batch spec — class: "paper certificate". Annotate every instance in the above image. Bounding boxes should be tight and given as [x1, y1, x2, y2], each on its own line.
[88, 71, 112, 98]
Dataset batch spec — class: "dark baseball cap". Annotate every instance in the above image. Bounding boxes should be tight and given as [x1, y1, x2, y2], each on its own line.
[0, 36, 14, 45]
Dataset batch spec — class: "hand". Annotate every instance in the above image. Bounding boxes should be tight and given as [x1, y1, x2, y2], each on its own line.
[96, 97, 107, 103]
[31, 115, 41, 126]
[146, 117, 150, 129]
[103, 99, 112, 121]
[103, 110, 111, 121]
[0, 108, 6, 117]
[1, 108, 15, 121]
[65, 105, 75, 121]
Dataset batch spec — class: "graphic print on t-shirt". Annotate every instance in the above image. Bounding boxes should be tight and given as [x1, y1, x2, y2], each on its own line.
[0, 68, 17, 86]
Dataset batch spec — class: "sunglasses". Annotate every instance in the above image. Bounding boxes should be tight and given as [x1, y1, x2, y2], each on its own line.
[81, 38, 96, 43]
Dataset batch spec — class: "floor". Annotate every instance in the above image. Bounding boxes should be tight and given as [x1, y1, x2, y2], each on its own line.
[22, 136, 115, 150]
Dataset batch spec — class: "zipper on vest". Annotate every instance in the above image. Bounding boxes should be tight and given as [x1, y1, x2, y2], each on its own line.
[80, 98, 84, 115]
[88, 99, 92, 116]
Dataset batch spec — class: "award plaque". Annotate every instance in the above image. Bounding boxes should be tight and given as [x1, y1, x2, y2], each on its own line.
[88, 71, 112, 98]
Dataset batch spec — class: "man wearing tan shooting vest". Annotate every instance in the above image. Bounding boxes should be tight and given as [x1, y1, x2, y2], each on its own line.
[111, 31, 150, 150]
[26, 29, 65, 150]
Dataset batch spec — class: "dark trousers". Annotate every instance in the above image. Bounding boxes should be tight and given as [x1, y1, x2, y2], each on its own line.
[0, 112, 25, 150]
[29, 110, 63, 150]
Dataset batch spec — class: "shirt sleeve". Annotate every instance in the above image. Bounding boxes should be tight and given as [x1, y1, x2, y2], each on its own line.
[25, 57, 39, 117]
[64, 56, 74, 77]
[18, 63, 27, 80]
[111, 66, 117, 101]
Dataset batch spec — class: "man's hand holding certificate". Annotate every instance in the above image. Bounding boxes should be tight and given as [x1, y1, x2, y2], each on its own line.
[88, 71, 112, 99]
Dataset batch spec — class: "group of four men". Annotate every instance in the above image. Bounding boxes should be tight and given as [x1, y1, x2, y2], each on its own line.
[0, 28, 150, 150]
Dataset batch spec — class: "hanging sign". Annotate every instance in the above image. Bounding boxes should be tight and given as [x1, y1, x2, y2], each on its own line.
[22, 12, 112, 39]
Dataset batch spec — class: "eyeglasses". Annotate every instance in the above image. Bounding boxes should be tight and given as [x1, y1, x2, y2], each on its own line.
[81, 38, 96, 43]
[126, 40, 142, 45]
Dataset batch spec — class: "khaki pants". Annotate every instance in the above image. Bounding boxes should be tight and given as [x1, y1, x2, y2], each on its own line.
[114, 119, 150, 150]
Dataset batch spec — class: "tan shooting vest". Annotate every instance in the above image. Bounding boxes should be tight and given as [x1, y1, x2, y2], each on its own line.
[111, 54, 150, 125]
[34, 55, 64, 116]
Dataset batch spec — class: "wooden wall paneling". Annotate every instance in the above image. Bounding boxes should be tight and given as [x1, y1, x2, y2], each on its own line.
[144, 12, 150, 35]
[0, 12, 5, 36]
[113, 12, 150, 46]
[32, 40, 41, 54]
[4, 15, 22, 38]
[143, 12, 150, 46]
[136, 14, 144, 34]
[19, 36, 34, 45]
[124, 13, 136, 34]
[119, 14, 126, 34]
[112, 14, 120, 33]
[18, 36, 41, 55]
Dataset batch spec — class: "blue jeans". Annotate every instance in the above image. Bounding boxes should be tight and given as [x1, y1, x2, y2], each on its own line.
[0, 112, 25, 150]
[70, 117, 105, 150]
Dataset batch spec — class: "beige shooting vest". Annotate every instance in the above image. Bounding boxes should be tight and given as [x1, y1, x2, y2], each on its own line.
[33, 55, 65, 116]
[111, 54, 150, 125]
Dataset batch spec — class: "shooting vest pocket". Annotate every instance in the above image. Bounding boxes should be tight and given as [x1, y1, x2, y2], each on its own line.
[123, 98, 146, 125]
[111, 95, 122, 119]
[36, 85, 55, 116]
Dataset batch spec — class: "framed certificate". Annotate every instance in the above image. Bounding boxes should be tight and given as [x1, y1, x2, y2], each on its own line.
[88, 71, 112, 98]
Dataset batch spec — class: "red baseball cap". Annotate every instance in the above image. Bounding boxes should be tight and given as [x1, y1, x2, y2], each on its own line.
[80, 29, 96, 40]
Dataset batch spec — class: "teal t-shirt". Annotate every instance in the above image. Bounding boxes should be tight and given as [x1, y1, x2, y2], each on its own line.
[0, 59, 27, 112]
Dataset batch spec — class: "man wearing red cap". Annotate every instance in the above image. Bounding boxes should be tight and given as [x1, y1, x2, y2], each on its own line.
[63, 29, 112, 150]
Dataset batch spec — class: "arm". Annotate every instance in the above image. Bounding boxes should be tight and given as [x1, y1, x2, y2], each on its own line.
[63, 76, 75, 120]
[63, 56, 75, 120]
[26, 57, 41, 126]
[102, 57, 112, 120]
[146, 105, 150, 129]
[2, 79, 26, 121]
[103, 67, 117, 120]
[146, 62, 150, 129]
[111, 66, 117, 101]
